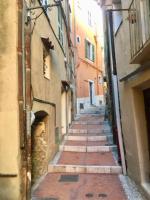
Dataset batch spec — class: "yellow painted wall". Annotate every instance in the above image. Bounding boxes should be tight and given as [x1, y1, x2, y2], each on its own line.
[0, 0, 21, 199]
[30, 0, 73, 167]
[113, 0, 150, 198]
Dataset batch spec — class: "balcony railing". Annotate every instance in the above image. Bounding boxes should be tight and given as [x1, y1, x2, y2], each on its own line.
[129, 0, 150, 63]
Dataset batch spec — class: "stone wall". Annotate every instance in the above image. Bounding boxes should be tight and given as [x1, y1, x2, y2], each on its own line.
[32, 121, 48, 184]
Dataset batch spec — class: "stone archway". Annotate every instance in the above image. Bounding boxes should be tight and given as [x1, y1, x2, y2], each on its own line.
[31, 111, 48, 185]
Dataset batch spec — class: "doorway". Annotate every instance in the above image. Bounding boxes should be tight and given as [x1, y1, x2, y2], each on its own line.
[89, 81, 95, 105]
[31, 111, 48, 185]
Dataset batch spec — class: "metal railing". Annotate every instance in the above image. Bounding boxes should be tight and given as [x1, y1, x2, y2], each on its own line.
[129, 0, 150, 59]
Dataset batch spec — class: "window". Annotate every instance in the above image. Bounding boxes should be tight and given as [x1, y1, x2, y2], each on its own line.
[113, 3, 123, 33]
[40, 0, 48, 5]
[43, 48, 50, 79]
[88, 11, 92, 26]
[76, 36, 81, 43]
[85, 39, 95, 62]
[58, 6, 64, 46]
[98, 76, 103, 85]
[77, 0, 81, 9]
[40, 0, 49, 12]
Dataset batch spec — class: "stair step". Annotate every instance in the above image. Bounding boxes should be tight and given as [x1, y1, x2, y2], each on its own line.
[48, 164, 122, 174]
[59, 145, 117, 152]
[69, 129, 88, 134]
[65, 140, 107, 146]
[69, 129, 103, 134]
[65, 135, 108, 141]
[72, 121, 104, 125]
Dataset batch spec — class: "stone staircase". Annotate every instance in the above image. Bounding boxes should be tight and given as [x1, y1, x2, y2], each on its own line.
[32, 107, 146, 200]
[79, 105, 105, 115]
[48, 107, 122, 175]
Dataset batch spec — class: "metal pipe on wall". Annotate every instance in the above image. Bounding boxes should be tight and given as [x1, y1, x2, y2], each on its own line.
[106, 10, 127, 175]
[22, 1, 32, 198]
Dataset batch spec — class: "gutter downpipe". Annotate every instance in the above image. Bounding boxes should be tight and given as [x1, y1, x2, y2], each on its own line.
[106, 10, 127, 175]
[22, 1, 28, 198]
[22, 1, 32, 198]
[22, 1, 26, 111]
[72, 0, 78, 115]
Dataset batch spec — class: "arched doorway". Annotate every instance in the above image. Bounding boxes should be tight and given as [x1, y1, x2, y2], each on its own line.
[31, 111, 48, 185]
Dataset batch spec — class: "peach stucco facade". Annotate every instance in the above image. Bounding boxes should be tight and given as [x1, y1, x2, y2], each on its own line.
[71, 0, 104, 113]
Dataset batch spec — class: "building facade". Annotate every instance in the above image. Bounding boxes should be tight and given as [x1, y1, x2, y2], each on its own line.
[0, 0, 75, 199]
[99, 0, 150, 199]
[71, 0, 104, 114]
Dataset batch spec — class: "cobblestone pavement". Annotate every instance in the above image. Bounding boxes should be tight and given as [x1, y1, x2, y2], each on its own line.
[32, 107, 146, 200]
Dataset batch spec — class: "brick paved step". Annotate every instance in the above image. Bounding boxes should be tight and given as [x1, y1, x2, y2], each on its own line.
[68, 133, 105, 136]
[68, 128, 103, 134]
[65, 140, 107, 146]
[65, 135, 106, 141]
[58, 152, 117, 166]
[65, 135, 112, 141]
[59, 145, 117, 152]
[69, 129, 111, 135]
[72, 120, 104, 125]
[70, 124, 104, 129]
[48, 164, 122, 174]
[32, 173, 127, 200]
[75, 115, 104, 121]
[79, 111, 104, 115]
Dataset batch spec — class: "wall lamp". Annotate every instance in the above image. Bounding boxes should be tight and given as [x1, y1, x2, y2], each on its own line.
[27, 0, 63, 11]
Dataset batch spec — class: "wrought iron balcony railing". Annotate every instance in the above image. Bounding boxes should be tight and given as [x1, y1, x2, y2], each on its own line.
[129, 0, 150, 63]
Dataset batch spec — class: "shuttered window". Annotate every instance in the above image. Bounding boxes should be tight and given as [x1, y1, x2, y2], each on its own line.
[85, 39, 95, 62]
[58, 6, 64, 46]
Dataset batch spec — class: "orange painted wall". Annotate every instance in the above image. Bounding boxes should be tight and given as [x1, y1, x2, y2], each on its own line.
[71, 0, 104, 98]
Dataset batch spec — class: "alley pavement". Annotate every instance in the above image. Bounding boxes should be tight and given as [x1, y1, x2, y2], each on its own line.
[32, 106, 145, 200]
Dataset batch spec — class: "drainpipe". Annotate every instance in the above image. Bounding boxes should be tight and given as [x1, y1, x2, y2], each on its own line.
[106, 10, 127, 175]
[17, 0, 27, 199]
[66, 90, 68, 135]
[22, 1, 32, 198]
[22, 1, 26, 111]
[94, 35, 99, 99]
[72, 0, 78, 115]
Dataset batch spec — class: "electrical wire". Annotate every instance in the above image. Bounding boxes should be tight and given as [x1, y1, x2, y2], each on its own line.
[30, 10, 44, 21]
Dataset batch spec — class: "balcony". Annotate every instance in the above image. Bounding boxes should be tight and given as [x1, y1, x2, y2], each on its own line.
[129, 0, 150, 64]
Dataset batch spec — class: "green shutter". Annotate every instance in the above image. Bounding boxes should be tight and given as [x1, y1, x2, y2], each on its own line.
[92, 44, 95, 62]
[58, 6, 61, 22]
[85, 39, 87, 58]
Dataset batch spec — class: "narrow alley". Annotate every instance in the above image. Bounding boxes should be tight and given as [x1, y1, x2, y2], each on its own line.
[1, 0, 150, 199]
[31, 106, 142, 200]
